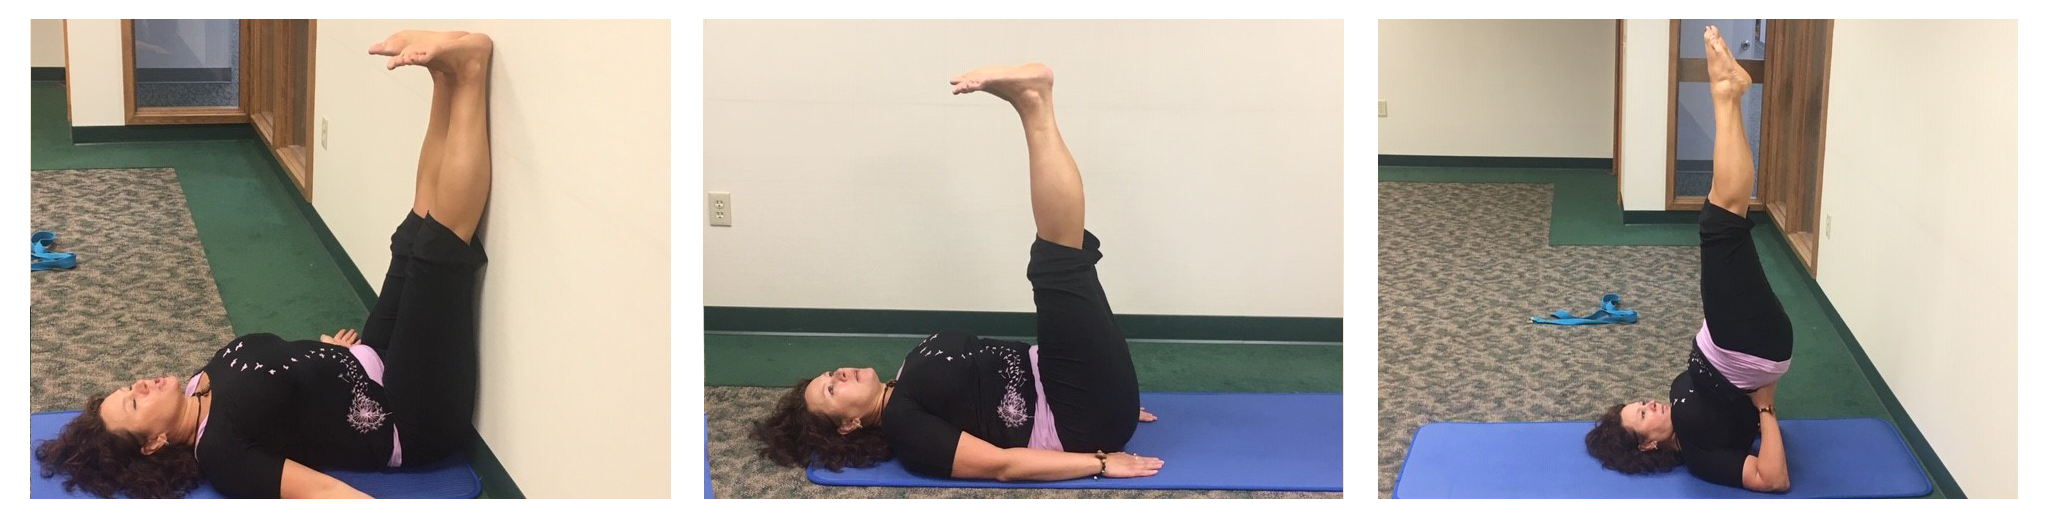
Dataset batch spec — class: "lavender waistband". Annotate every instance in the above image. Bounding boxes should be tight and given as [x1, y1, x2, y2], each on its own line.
[1695, 321, 1791, 390]
[350, 345, 403, 468]
[1026, 345, 1063, 451]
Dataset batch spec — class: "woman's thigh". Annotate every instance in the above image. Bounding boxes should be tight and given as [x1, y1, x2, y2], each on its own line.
[1026, 231, 1140, 451]
[1697, 203, 1793, 361]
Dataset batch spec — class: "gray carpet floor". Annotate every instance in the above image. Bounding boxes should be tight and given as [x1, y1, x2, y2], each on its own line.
[30, 168, 237, 413]
[1376, 182, 1702, 498]
[707, 386, 1342, 498]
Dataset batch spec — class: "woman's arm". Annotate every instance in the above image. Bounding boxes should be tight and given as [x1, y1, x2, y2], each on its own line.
[280, 458, 372, 498]
[1741, 384, 1790, 492]
[949, 431, 1163, 481]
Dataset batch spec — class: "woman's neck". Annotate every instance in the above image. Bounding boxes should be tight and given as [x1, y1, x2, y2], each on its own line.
[169, 378, 213, 446]
[865, 383, 895, 427]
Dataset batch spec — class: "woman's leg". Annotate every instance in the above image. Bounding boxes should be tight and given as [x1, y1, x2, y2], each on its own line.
[360, 31, 464, 349]
[1705, 25, 1757, 217]
[954, 63, 1140, 452]
[397, 32, 494, 243]
[1696, 26, 1792, 361]
[952, 63, 1083, 249]
[372, 31, 495, 463]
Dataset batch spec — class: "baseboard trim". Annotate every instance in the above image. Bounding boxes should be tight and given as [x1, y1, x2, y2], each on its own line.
[1378, 154, 1613, 170]
[1620, 210, 1700, 225]
[706, 306, 1342, 343]
[1757, 213, 1966, 498]
[31, 67, 65, 82]
[72, 123, 255, 144]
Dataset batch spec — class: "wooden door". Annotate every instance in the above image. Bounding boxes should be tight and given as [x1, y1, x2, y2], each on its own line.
[1757, 19, 1832, 274]
[243, 19, 317, 199]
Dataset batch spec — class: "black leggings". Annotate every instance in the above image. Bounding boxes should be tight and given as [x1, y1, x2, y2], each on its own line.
[1697, 203, 1793, 361]
[1027, 230, 1141, 453]
[360, 211, 488, 465]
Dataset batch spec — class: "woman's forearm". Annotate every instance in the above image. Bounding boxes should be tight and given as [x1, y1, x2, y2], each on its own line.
[993, 448, 1102, 481]
[1756, 411, 1790, 489]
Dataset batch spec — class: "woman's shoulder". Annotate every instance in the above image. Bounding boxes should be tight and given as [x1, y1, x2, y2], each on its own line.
[232, 333, 287, 344]
[212, 333, 284, 352]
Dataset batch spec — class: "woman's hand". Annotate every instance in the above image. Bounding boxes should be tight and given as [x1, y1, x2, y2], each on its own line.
[1748, 383, 1777, 409]
[319, 328, 361, 347]
[1103, 452, 1165, 478]
[1138, 406, 1157, 423]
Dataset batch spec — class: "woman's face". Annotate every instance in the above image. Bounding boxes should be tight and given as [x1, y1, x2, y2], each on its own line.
[1620, 399, 1675, 448]
[804, 367, 883, 432]
[96, 375, 184, 451]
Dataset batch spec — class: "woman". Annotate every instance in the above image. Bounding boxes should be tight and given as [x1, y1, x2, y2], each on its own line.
[751, 63, 1166, 481]
[34, 30, 494, 499]
[1584, 26, 1792, 493]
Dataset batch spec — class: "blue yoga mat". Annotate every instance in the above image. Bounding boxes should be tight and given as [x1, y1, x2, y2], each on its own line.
[30, 411, 482, 498]
[807, 392, 1342, 491]
[1393, 418, 1932, 498]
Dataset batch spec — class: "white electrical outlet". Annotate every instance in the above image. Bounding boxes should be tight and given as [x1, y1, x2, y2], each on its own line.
[1825, 215, 1832, 238]
[1379, 100, 1388, 118]
[708, 191, 732, 227]
[320, 118, 329, 149]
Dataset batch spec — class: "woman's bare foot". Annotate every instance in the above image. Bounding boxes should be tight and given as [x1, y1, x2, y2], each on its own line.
[949, 63, 1054, 106]
[387, 32, 494, 76]
[368, 30, 468, 57]
[1704, 26, 1752, 102]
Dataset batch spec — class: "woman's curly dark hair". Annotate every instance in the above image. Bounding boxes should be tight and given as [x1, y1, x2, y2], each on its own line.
[35, 394, 204, 498]
[751, 378, 893, 471]
[1584, 402, 1683, 474]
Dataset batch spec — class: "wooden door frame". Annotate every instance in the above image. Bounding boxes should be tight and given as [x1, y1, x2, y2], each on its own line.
[121, 19, 248, 125]
[1758, 19, 1832, 276]
[1650, 19, 1829, 276]
[241, 19, 319, 200]
[116, 19, 315, 200]
[1614, 19, 1624, 204]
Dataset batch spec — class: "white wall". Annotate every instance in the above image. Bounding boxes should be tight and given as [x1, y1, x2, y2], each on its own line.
[32, 19, 66, 68]
[313, 20, 671, 497]
[1815, 19, 2016, 498]
[704, 20, 1343, 318]
[1377, 19, 1614, 158]
[1618, 19, 1670, 211]
[63, 19, 124, 126]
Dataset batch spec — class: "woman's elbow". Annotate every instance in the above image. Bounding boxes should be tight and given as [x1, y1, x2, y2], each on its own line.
[1753, 476, 1790, 493]
[987, 462, 1020, 482]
